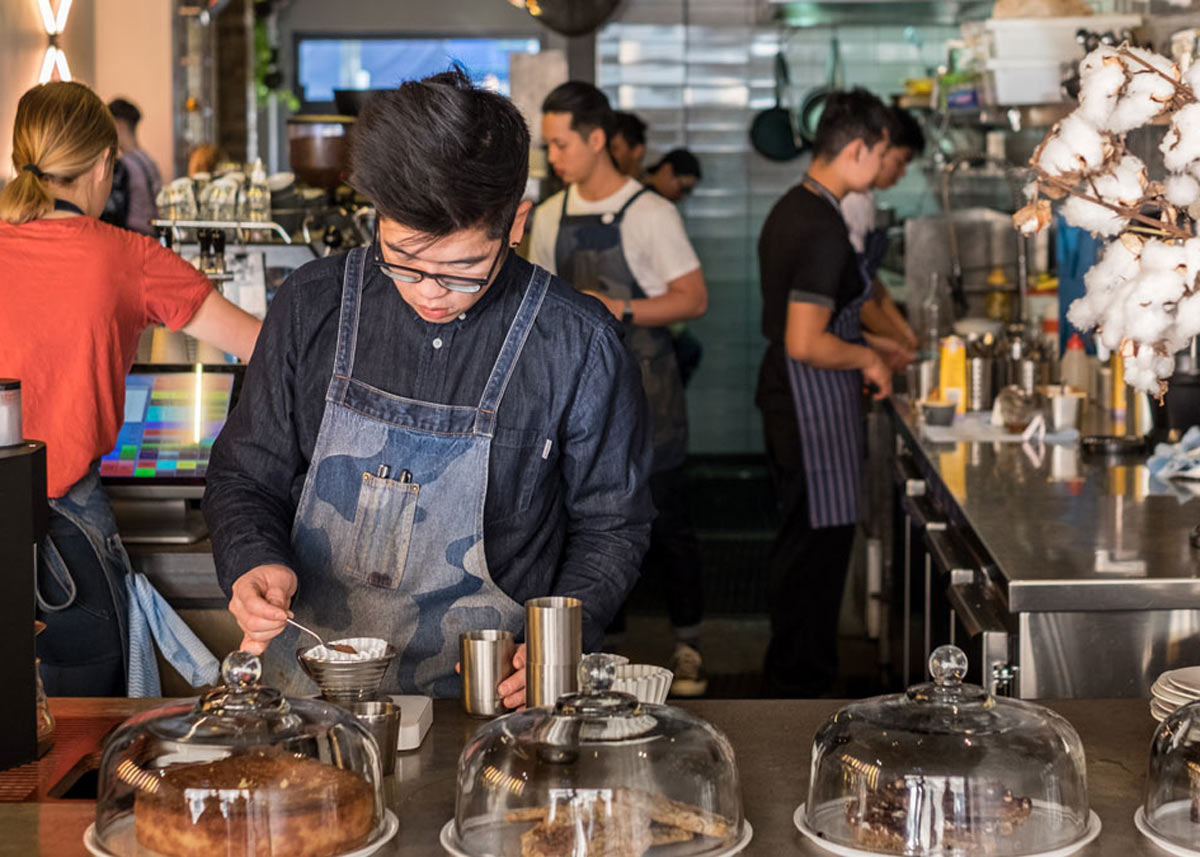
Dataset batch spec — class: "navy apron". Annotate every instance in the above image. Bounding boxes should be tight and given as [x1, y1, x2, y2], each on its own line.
[553, 186, 688, 472]
[787, 177, 872, 529]
[263, 247, 545, 697]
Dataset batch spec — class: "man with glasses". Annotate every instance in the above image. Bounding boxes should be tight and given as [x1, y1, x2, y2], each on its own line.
[203, 69, 654, 705]
[529, 82, 710, 697]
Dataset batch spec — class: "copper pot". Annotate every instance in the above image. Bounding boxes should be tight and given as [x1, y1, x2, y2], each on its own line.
[287, 115, 354, 191]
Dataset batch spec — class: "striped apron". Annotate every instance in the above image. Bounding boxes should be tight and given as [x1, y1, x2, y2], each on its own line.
[786, 176, 872, 529]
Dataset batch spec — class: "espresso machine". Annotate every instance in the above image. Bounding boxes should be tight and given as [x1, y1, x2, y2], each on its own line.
[0, 381, 47, 770]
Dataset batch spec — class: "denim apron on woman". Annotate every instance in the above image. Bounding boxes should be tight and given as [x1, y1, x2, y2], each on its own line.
[785, 176, 872, 529]
[263, 247, 543, 697]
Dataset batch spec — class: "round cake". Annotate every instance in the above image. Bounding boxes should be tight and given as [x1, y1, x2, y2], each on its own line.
[133, 752, 374, 857]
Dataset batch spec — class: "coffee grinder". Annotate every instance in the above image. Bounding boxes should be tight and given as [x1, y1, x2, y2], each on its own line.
[0, 378, 47, 770]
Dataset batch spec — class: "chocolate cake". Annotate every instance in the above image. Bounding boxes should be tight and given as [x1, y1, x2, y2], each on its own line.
[133, 752, 374, 857]
[845, 776, 1033, 855]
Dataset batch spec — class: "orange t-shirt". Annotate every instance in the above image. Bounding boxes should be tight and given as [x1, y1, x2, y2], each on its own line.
[0, 216, 213, 497]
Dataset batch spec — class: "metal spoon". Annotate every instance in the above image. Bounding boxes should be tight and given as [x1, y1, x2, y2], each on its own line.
[287, 618, 358, 655]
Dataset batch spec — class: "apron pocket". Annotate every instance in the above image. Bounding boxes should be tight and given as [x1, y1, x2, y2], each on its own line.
[346, 472, 419, 589]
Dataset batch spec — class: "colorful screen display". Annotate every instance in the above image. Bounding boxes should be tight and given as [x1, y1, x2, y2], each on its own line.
[100, 370, 235, 480]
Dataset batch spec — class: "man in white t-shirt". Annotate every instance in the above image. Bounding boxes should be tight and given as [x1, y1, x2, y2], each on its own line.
[841, 107, 925, 351]
[530, 81, 710, 696]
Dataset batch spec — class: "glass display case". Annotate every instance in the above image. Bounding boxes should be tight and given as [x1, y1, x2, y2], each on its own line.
[1138, 698, 1200, 853]
[87, 651, 397, 857]
[444, 653, 750, 857]
[800, 645, 1099, 856]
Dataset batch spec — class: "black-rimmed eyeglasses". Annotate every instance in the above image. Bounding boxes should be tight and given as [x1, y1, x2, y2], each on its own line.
[372, 227, 508, 295]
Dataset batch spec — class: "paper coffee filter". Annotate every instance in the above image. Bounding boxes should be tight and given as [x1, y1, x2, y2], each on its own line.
[304, 637, 390, 662]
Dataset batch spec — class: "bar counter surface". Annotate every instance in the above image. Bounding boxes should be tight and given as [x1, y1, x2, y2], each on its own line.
[0, 696, 1170, 856]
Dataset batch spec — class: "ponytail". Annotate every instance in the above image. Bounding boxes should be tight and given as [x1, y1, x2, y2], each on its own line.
[0, 81, 118, 225]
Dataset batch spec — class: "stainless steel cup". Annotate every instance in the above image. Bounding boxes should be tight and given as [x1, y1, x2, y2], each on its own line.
[346, 698, 399, 776]
[966, 357, 994, 412]
[526, 597, 582, 665]
[1046, 392, 1083, 432]
[525, 597, 582, 707]
[460, 629, 517, 717]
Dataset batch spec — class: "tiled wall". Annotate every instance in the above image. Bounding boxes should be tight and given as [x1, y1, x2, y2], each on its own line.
[599, 4, 957, 453]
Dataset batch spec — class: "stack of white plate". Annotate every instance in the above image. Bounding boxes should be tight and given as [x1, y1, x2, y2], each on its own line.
[1150, 666, 1200, 722]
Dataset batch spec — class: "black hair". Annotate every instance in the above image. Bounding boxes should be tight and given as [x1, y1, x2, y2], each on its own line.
[542, 81, 614, 144]
[812, 88, 892, 160]
[349, 66, 530, 240]
[649, 148, 702, 180]
[889, 107, 926, 155]
[107, 97, 141, 127]
[611, 111, 647, 148]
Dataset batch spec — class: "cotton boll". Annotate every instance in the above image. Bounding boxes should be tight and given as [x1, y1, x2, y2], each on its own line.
[1092, 154, 1147, 207]
[1154, 353, 1176, 378]
[1036, 114, 1110, 176]
[1131, 268, 1187, 304]
[1187, 60, 1200, 93]
[1062, 195, 1128, 235]
[1078, 51, 1126, 127]
[1165, 173, 1200, 208]
[1185, 237, 1200, 287]
[1105, 49, 1179, 132]
[1123, 299, 1173, 343]
[1067, 294, 1103, 331]
[1162, 103, 1200, 172]
[1140, 239, 1186, 274]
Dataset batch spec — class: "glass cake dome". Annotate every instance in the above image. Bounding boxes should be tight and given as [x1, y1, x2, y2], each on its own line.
[89, 651, 395, 857]
[1139, 698, 1200, 851]
[801, 646, 1097, 856]
[444, 653, 749, 857]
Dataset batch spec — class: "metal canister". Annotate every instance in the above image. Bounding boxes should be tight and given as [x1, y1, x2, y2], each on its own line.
[0, 379, 21, 447]
[966, 357, 994, 412]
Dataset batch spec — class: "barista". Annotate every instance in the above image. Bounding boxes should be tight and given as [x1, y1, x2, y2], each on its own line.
[842, 107, 925, 350]
[529, 82, 710, 697]
[756, 89, 910, 697]
[0, 81, 261, 696]
[204, 70, 654, 705]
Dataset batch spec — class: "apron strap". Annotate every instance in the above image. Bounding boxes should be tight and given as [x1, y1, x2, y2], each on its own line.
[615, 186, 650, 219]
[326, 246, 369, 402]
[474, 265, 552, 435]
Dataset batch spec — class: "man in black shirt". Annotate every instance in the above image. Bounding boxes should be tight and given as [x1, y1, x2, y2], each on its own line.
[757, 89, 910, 697]
[204, 70, 654, 704]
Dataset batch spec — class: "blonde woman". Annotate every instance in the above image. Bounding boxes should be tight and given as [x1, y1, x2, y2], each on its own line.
[0, 81, 260, 696]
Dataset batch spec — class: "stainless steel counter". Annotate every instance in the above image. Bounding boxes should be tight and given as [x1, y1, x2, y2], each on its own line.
[0, 697, 1173, 856]
[891, 398, 1200, 697]
[893, 397, 1200, 613]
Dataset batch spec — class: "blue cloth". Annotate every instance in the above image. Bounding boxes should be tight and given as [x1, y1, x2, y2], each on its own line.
[1055, 216, 1104, 355]
[126, 572, 220, 697]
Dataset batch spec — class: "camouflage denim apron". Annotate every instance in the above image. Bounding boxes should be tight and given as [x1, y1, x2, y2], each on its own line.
[262, 247, 546, 697]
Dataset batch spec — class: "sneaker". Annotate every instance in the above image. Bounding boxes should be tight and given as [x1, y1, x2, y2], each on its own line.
[669, 643, 708, 697]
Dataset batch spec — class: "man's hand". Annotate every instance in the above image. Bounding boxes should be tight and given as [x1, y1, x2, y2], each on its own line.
[862, 352, 893, 400]
[229, 564, 297, 655]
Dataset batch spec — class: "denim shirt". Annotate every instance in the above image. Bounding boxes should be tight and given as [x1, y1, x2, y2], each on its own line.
[203, 251, 654, 649]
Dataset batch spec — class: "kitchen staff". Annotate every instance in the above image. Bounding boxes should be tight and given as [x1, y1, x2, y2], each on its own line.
[204, 70, 654, 705]
[842, 107, 925, 351]
[528, 82, 710, 697]
[756, 89, 910, 698]
[0, 81, 261, 697]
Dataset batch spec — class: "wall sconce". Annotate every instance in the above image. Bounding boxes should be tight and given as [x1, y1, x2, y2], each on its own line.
[37, 0, 74, 83]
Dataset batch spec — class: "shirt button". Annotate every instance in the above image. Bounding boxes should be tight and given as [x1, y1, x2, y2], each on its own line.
[432, 337, 443, 349]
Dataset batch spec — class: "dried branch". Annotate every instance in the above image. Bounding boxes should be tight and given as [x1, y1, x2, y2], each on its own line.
[1036, 170, 1194, 240]
[1117, 45, 1197, 105]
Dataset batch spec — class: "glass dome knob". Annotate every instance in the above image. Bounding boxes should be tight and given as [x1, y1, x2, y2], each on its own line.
[578, 652, 621, 694]
[223, 650, 263, 688]
[929, 645, 968, 686]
